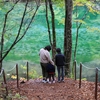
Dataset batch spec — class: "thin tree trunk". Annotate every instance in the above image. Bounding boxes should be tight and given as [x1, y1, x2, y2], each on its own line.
[48, 0, 56, 61]
[73, 5, 88, 61]
[45, 0, 52, 46]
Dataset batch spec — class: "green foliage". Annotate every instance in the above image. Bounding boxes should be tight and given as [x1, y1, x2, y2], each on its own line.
[73, 0, 100, 24]
[0, 1, 100, 65]
[73, 0, 100, 15]
[74, 19, 86, 24]
[70, 72, 74, 79]
[6, 93, 28, 100]
[20, 65, 27, 70]
[52, 0, 64, 7]
[29, 69, 39, 79]
[76, 78, 87, 81]
[13, 93, 21, 99]
[0, 0, 4, 10]
[73, 0, 92, 6]
[82, 78, 87, 81]
[87, 26, 100, 33]
[54, 6, 65, 25]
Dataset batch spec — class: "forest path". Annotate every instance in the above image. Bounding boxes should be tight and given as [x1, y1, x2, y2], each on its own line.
[7, 78, 99, 100]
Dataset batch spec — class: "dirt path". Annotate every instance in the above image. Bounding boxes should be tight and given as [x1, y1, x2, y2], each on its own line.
[7, 78, 100, 100]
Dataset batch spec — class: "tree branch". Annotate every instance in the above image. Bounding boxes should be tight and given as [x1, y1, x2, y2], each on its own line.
[0, 0, 20, 62]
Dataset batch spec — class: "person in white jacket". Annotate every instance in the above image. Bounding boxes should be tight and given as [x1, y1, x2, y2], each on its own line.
[39, 45, 54, 83]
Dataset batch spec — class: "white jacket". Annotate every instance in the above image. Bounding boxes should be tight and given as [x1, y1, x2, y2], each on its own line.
[39, 48, 54, 65]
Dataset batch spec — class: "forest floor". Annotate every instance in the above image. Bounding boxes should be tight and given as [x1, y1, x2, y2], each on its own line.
[2, 78, 100, 100]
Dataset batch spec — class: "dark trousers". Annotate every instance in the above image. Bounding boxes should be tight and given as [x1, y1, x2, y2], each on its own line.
[40, 63, 48, 80]
[57, 66, 64, 81]
[48, 73, 55, 81]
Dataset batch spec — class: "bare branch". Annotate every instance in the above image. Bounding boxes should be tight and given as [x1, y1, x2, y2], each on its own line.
[35, 0, 41, 7]
[15, 3, 39, 43]
[1, 0, 40, 61]
[1, 0, 28, 61]
[0, 0, 20, 62]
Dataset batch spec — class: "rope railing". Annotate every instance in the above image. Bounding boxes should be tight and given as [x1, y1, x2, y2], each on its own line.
[21, 62, 28, 68]
[5, 62, 28, 85]
[0, 60, 100, 99]
[15, 62, 29, 88]
[4, 61, 27, 73]
[0, 61, 29, 96]
[75, 61, 80, 68]
[82, 64, 96, 70]
[97, 68, 100, 71]
[5, 64, 16, 73]
[74, 60, 99, 100]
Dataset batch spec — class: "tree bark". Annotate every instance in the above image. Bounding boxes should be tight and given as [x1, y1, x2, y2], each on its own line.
[45, 0, 52, 46]
[64, 0, 73, 77]
[48, 0, 56, 61]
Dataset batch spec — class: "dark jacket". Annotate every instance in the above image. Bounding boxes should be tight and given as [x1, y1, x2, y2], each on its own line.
[46, 63, 55, 73]
[55, 53, 65, 66]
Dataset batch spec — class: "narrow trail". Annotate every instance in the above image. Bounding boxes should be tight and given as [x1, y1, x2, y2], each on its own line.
[7, 78, 100, 100]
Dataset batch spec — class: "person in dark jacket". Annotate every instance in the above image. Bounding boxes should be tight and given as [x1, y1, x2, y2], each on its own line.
[46, 63, 55, 84]
[55, 48, 65, 82]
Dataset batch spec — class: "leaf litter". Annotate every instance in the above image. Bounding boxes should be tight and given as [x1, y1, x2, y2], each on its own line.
[6, 78, 100, 100]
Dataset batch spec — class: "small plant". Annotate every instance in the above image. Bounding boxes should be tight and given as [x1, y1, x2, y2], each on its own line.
[0, 83, 27, 100]
[82, 78, 87, 81]
[6, 93, 28, 100]
[29, 70, 39, 79]
[70, 72, 74, 79]
[20, 65, 27, 70]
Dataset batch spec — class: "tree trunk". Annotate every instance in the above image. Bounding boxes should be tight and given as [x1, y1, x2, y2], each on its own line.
[64, 0, 73, 77]
[0, 44, 3, 72]
[45, 0, 52, 46]
[48, 0, 56, 61]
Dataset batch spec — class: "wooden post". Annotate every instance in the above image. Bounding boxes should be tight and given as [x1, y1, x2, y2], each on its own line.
[3, 69, 8, 96]
[74, 60, 76, 80]
[16, 64, 19, 88]
[79, 63, 82, 88]
[26, 62, 29, 81]
[95, 68, 98, 100]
